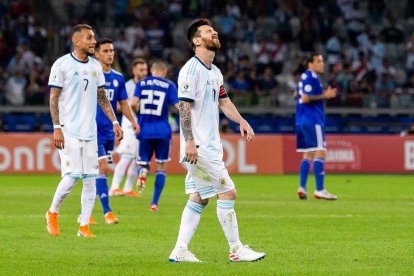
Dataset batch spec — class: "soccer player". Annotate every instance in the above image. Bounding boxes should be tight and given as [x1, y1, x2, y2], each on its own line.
[295, 53, 338, 200]
[168, 19, 265, 262]
[45, 24, 123, 237]
[110, 58, 148, 197]
[93, 38, 140, 223]
[130, 60, 179, 211]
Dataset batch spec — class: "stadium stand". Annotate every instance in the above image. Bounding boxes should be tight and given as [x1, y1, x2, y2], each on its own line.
[1, 0, 414, 134]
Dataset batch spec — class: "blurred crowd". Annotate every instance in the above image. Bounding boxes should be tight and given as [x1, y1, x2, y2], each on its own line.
[2, 0, 414, 109]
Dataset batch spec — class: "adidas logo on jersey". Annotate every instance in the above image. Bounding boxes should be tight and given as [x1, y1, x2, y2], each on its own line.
[74, 71, 79, 76]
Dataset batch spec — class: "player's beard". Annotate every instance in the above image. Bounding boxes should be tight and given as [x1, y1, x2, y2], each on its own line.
[203, 37, 221, 51]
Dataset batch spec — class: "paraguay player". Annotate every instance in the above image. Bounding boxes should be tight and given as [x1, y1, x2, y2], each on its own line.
[295, 53, 338, 200]
[110, 58, 148, 197]
[92, 38, 140, 223]
[130, 60, 179, 211]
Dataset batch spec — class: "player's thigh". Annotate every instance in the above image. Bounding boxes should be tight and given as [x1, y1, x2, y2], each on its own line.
[154, 138, 171, 163]
[59, 135, 82, 177]
[82, 138, 99, 176]
[185, 157, 235, 200]
[297, 124, 325, 151]
[137, 139, 155, 165]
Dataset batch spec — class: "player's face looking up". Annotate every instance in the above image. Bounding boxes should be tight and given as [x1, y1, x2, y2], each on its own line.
[73, 29, 96, 56]
[194, 25, 221, 51]
[95, 43, 114, 66]
[308, 55, 325, 74]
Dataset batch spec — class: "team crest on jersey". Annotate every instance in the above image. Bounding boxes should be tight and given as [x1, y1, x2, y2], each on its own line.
[304, 84, 312, 92]
[113, 79, 119, 87]
[219, 178, 226, 186]
[181, 83, 190, 93]
[65, 160, 71, 168]
[92, 71, 97, 78]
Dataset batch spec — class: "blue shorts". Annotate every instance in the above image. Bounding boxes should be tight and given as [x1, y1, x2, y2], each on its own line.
[137, 138, 171, 165]
[296, 123, 326, 152]
[97, 137, 115, 163]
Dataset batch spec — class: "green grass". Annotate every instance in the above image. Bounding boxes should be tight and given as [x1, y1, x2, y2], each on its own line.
[0, 174, 413, 275]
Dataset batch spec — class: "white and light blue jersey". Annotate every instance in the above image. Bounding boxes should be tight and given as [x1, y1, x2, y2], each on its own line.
[96, 69, 128, 140]
[134, 75, 178, 139]
[295, 69, 325, 125]
[178, 56, 226, 162]
[48, 53, 105, 140]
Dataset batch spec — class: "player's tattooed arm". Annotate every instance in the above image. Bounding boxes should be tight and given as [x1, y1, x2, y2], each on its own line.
[178, 100, 194, 141]
[97, 87, 117, 122]
[49, 87, 61, 125]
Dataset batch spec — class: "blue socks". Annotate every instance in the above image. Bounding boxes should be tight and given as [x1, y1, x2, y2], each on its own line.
[299, 159, 311, 189]
[152, 171, 166, 205]
[96, 174, 111, 214]
[313, 158, 325, 191]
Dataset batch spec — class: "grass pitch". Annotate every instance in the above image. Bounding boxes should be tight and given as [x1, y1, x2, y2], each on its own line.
[0, 174, 413, 275]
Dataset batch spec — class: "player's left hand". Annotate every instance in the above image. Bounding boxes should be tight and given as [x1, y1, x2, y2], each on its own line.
[132, 122, 140, 134]
[114, 124, 124, 141]
[239, 119, 255, 142]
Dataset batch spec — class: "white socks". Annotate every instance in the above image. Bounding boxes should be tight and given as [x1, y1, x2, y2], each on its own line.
[111, 155, 131, 190]
[124, 161, 137, 192]
[217, 200, 243, 252]
[175, 201, 205, 248]
[49, 175, 78, 213]
[80, 176, 96, 226]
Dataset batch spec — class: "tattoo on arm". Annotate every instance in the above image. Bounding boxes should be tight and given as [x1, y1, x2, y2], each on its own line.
[178, 101, 193, 141]
[97, 87, 116, 122]
[50, 87, 61, 125]
[307, 94, 325, 102]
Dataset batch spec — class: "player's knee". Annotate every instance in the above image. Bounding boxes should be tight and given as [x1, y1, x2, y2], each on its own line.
[217, 188, 237, 200]
[189, 193, 209, 206]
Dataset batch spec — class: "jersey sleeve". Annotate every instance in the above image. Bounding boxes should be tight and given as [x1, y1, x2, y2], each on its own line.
[178, 65, 198, 102]
[118, 76, 128, 101]
[299, 72, 315, 96]
[218, 70, 228, 99]
[97, 65, 105, 88]
[134, 80, 143, 98]
[48, 60, 64, 88]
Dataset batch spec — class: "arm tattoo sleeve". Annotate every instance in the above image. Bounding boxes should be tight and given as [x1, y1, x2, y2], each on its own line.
[178, 100, 194, 141]
[49, 87, 61, 125]
[97, 87, 116, 122]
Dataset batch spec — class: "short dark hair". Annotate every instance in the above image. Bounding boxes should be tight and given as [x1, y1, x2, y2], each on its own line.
[187, 18, 211, 50]
[71, 24, 93, 37]
[306, 53, 321, 67]
[132, 58, 147, 67]
[95, 38, 113, 50]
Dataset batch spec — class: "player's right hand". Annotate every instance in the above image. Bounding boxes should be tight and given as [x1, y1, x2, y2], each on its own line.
[53, 128, 64, 149]
[132, 121, 140, 134]
[184, 139, 198, 164]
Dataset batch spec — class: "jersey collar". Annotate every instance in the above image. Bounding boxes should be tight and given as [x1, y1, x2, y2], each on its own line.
[194, 56, 212, 70]
[70, 52, 89, 63]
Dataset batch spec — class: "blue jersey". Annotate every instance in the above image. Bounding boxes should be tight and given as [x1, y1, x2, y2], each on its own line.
[96, 69, 128, 140]
[134, 76, 178, 139]
[295, 69, 325, 125]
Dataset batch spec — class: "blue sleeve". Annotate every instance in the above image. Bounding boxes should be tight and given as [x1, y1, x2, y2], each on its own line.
[302, 75, 316, 96]
[118, 76, 128, 101]
[134, 81, 142, 98]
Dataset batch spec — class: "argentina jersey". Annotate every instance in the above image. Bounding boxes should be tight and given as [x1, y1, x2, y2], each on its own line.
[295, 69, 325, 125]
[134, 75, 178, 139]
[48, 53, 105, 140]
[178, 56, 226, 161]
[96, 69, 128, 140]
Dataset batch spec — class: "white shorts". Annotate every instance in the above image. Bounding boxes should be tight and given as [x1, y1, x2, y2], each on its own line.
[59, 135, 99, 177]
[115, 132, 138, 158]
[184, 156, 235, 199]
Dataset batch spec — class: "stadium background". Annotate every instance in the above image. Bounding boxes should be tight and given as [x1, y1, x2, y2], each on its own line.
[1, 0, 414, 174]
